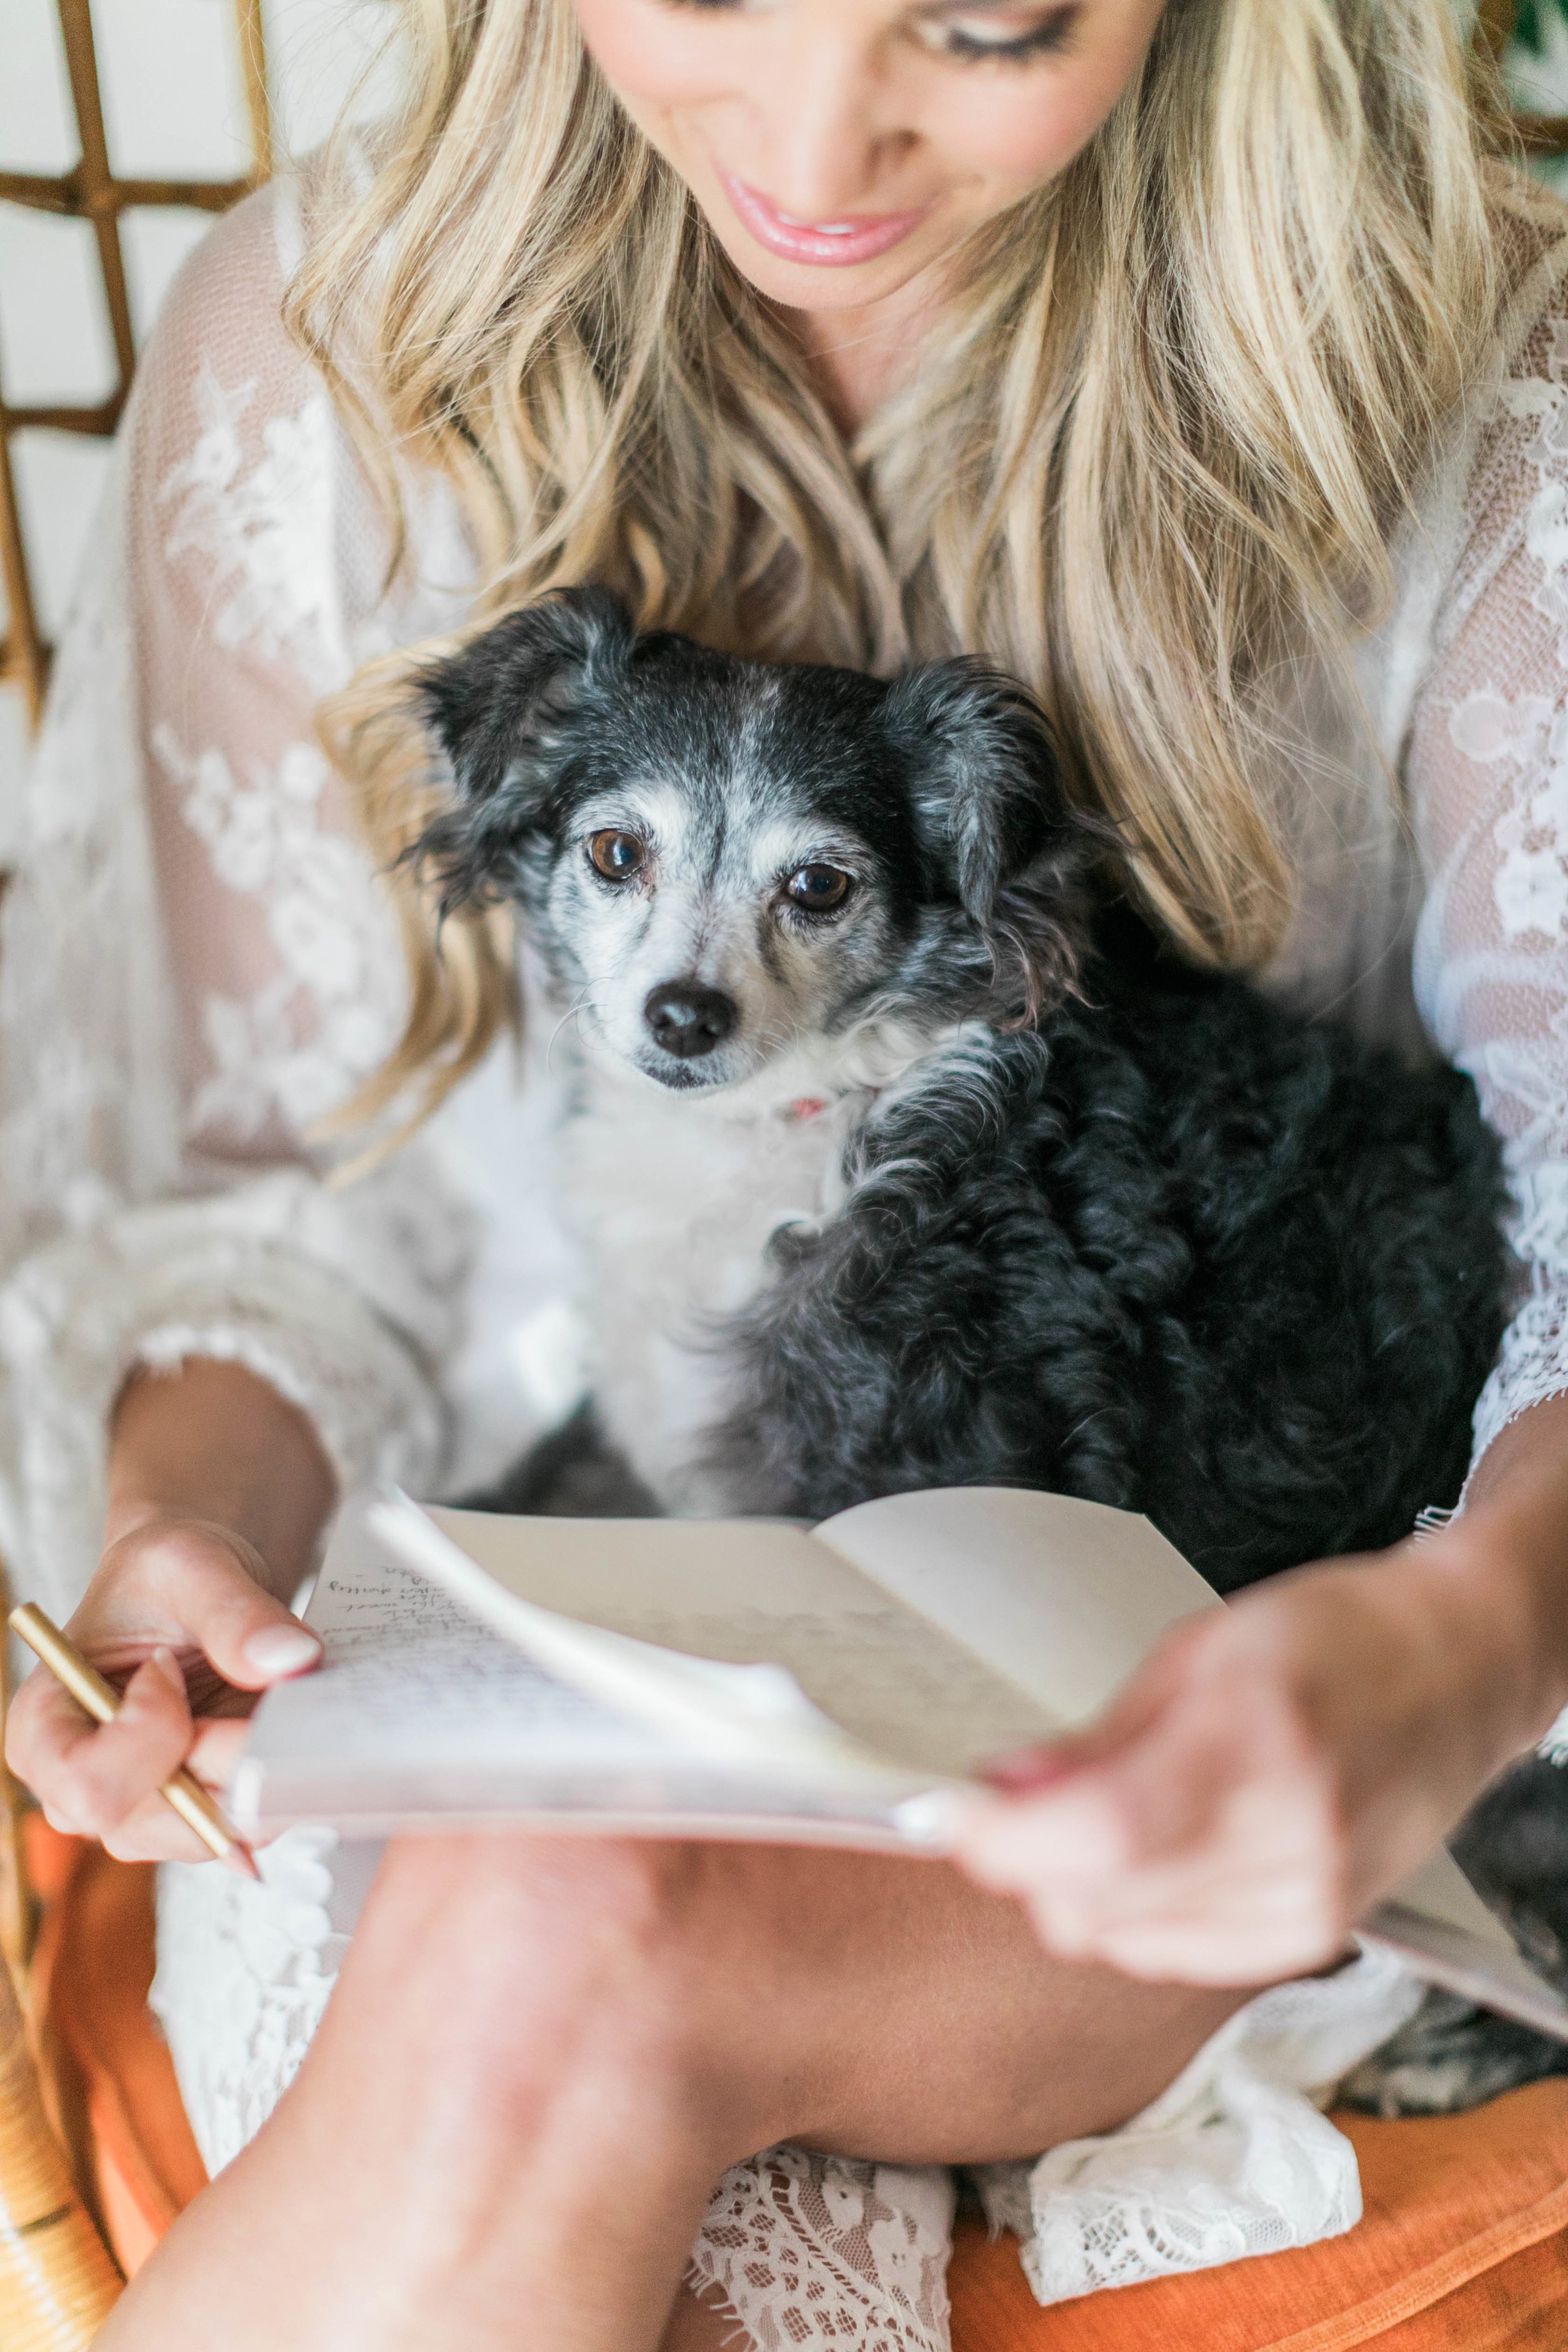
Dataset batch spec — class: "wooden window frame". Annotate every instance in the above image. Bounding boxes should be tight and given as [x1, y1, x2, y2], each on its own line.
[0, 0, 270, 729]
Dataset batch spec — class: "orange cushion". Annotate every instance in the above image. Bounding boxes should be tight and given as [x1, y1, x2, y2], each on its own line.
[28, 1821, 1568, 2343]
[948, 2084, 1568, 2349]
[27, 1820, 206, 2277]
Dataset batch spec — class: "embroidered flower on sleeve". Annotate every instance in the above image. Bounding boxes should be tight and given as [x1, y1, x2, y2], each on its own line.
[1495, 786, 1568, 941]
[1447, 691, 1568, 942]
[159, 363, 346, 685]
[152, 723, 402, 1142]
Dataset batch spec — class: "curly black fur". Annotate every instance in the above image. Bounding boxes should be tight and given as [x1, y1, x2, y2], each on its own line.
[706, 912, 1508, 1589]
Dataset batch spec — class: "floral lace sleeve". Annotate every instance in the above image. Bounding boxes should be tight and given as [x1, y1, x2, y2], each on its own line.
[1408, 244, 1568, 1474]
[0, 183, 475, 1614]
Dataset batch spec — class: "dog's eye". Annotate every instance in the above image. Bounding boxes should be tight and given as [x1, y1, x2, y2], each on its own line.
[785, 865, 852, 914]
[588, 830, 646, 882]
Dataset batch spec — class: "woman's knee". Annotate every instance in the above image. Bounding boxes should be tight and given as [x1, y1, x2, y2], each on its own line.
[337, 1836, 783, 2167]
[332, 1838, 719, 2104]
[352, 1835, 675, 2023]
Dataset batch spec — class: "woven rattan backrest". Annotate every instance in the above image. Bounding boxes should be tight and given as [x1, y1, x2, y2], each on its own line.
[0, 1945, 121, 2347]
[0, 0, 270, 729]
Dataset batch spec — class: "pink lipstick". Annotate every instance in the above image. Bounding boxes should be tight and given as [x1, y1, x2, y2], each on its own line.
[719, 172, 933, 268]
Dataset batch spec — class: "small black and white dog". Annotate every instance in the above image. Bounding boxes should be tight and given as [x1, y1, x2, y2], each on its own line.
[414, 586, 1567, 2106]
[416, 587, 1505, 1581]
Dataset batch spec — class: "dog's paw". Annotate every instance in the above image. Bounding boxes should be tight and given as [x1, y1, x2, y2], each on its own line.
[1452, 1754, 1568, 1996]
[1338, 1987, 1568, 2117]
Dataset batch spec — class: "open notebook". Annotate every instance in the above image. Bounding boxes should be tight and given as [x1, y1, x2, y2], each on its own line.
[230, 1486, 1568, 2041]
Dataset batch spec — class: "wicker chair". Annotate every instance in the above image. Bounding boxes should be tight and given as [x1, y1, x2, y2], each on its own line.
[0, 1688, 122, 2347]
[0, 1975, 122, 2345]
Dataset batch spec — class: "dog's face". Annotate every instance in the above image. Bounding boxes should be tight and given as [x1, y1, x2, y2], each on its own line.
[416, 589, 1096, 1095]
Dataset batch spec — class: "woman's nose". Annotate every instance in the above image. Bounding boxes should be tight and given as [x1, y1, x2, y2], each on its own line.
[741, 25, 919, 220]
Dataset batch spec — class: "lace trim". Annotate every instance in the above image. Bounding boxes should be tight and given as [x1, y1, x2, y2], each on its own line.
[1440, 289, 1568, 1470]
[977, 1949, 1422, 2307]
[690, 2149, 956, 2352]
[1471, 1284, 1568, 1465]
[152, 1828, 374, 2175]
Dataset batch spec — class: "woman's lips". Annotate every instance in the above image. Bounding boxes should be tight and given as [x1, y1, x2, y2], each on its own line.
[719, 172, 933, 268]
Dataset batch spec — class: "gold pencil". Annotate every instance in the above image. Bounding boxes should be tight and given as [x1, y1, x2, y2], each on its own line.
[9, 1602, 262, 1880]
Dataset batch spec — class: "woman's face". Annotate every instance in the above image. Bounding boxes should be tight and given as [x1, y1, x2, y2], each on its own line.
[573, 0, 1167, 320]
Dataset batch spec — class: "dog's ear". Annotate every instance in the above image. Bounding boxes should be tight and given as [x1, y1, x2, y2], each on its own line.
[412, 586, 636, 911]
[881, 658, 1107, 1019]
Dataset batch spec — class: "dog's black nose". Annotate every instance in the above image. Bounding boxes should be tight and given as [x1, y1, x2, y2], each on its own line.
[643, 982, 736, 1059]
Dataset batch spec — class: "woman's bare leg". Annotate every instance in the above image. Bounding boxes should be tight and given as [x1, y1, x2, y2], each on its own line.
[101, 1834, 1245, 2351]
[660, 2279, 750, 2351]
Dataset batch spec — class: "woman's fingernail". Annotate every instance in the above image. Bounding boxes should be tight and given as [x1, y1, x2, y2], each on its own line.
[243, 1626, 321, 1677]
[981, 1746, 1071, 1794]
[149, 1646, 186, 1693]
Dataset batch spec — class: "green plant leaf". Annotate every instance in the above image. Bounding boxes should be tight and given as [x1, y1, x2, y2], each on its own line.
[1515, 1, 1559, 53]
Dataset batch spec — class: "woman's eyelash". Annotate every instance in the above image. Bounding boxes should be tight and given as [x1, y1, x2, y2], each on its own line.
[659, 1, 1080, 61]
[938, 11, 1079, 64]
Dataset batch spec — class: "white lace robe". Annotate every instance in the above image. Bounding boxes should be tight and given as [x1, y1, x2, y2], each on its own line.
[6, 172, 1568, 2345]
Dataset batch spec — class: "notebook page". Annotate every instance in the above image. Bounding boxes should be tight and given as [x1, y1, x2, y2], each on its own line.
[416, 1505, 1058, 1777]
[812, 1488, 1222, 1732]
[233, 1517, 950, 1840]
[234, 1512, 687, 1802]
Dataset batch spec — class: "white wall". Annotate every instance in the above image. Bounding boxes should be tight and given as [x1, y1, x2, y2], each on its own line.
[0, 0, 398, 811]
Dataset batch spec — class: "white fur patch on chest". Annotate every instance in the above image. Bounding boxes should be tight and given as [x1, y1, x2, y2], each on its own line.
[556, 1022, 963, 1508]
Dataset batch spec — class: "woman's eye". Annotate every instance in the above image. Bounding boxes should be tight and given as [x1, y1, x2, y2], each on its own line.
[785, 865, 852, 914]
[588, 830, 647, 882]
[918, 4, 1079, 63]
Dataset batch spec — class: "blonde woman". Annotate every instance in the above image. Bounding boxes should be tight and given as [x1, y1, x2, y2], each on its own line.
[6, 1, 1568, 2344]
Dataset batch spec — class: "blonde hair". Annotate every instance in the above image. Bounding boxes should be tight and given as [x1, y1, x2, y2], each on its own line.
[289, 0, 1506, 1136]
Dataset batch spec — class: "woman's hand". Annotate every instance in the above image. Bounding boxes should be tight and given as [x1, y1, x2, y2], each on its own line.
[4, 1356, 335, 1863]
[5, 1517, 321, 1862]
[953, 1531, 1562, 1988]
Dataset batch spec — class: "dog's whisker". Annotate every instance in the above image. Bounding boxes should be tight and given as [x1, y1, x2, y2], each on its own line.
[543, 995, 607, 1076]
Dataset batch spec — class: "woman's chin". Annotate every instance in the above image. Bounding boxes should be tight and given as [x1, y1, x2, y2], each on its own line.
[721, 235, 951, 324]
